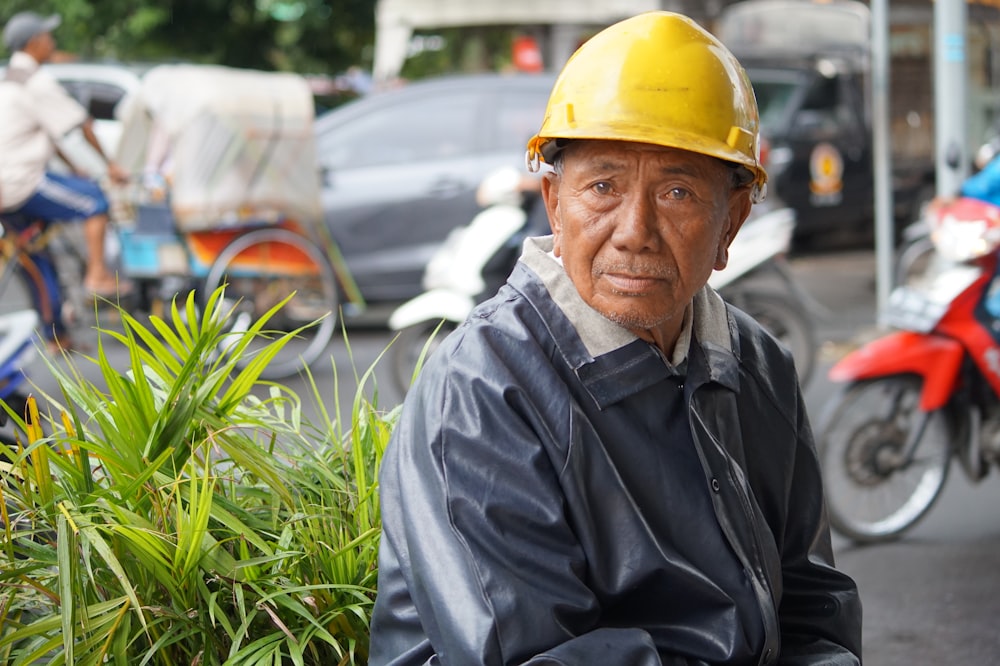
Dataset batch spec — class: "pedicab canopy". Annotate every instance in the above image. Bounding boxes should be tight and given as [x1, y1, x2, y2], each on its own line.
[115, 64, 321, 231]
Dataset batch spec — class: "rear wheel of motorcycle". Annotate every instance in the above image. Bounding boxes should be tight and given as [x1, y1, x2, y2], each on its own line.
[818, 375, 952, 544]
[736, 290, 817, 387]
[391, 320, 458, 396]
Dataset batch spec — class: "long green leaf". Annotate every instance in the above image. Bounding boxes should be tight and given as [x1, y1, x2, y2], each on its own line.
[56, 513, 75, 665]
[72, 512, 148, 632]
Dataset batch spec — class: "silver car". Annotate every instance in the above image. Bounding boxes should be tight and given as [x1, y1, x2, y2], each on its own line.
[315, 72, 555, 303]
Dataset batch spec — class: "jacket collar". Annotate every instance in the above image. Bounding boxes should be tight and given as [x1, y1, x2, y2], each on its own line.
[515, 236, 741, 408]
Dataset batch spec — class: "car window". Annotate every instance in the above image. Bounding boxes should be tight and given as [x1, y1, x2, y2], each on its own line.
[798, 73, 855, 132]
[318, 92, 480, 169]
[58, 79, 128, 121]
[491, 88, 549, 151]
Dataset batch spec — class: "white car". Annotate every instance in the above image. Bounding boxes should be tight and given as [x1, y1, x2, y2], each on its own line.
[0, 61, 144, 176]
[314, 72, 555, 302]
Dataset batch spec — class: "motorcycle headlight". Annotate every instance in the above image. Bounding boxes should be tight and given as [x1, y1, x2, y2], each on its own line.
[932, 212, 1000, 262]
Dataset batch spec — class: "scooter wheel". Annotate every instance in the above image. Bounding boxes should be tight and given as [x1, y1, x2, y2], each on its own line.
[734, 289, 817, 387]
[391, 320, 458, 397]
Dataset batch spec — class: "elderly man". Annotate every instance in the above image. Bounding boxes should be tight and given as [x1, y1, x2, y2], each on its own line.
[370, 11, 862, 665]
[1, 11, 129, 308]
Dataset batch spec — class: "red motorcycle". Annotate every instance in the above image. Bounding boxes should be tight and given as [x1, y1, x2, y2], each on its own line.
[819, 196, 1000, 543]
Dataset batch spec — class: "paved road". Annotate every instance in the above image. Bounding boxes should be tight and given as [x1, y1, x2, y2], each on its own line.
[15, 247, 1000, 664]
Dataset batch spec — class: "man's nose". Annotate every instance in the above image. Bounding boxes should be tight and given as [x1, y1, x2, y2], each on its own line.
[610, 193, 659, 252]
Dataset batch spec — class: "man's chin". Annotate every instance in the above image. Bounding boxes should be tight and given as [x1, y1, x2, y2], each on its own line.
[596, 304, 668, 334]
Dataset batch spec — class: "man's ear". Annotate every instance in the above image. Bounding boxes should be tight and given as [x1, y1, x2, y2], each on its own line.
[715, 188, 753, 271]
[541, 172, 562, 256]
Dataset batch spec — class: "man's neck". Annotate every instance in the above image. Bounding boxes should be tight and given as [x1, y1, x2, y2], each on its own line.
[23, 50, 43, 64]
[11, 51, 41, 70]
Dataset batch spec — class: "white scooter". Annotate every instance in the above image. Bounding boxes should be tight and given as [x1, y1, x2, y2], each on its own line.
[388, 167, 535, 394]
[388, 169, 818, 395]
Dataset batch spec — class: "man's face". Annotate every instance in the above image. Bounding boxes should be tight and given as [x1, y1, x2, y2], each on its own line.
[26, 31, 56, 61]
[542, 139, 752, 348]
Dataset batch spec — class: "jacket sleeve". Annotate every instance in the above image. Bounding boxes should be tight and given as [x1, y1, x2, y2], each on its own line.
[369, 355, 705, 666]
[774, 389, 863, 665]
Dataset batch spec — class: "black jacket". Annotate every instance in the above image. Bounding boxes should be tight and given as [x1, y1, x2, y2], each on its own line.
[371, 237, 862, 665]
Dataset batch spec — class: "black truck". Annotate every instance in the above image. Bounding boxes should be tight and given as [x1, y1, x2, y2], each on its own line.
[717, 0, 937, 242]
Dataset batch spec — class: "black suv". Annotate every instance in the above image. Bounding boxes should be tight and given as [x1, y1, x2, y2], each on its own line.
[315, 72, 555, 303]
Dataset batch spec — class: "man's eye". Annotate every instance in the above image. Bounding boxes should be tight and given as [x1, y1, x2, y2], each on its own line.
[591, 181, 613, 195]
[666, 187, 691, 201]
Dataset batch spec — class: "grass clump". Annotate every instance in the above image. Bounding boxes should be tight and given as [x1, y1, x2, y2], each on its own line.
[0, 288, 394, 665]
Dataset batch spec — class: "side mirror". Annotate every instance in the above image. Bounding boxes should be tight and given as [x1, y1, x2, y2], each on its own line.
[318, 164, 333, 187]
[945, 141, 963, 170]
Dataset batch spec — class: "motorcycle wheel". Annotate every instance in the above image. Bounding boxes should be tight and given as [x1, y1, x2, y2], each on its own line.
[391, 320, 458, 396]
[818, 375, 952, 544]
[735, 289, 817, 387]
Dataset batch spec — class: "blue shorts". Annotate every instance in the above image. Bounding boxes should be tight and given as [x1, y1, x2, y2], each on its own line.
[14, 172, 110, 222]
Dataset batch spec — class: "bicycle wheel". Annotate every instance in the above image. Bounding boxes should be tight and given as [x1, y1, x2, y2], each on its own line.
[203, 228, 339, 379]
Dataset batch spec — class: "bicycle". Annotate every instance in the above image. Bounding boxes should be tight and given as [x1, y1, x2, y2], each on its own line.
[0, 213, 90, 349]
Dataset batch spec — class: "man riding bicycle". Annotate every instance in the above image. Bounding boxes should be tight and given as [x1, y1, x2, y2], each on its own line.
[0, 11, 131, 346]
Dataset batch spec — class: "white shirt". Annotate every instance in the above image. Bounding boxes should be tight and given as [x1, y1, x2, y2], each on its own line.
[0, 52, 87, 210]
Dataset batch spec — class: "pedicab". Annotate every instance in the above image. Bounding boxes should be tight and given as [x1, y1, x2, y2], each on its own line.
[112, 64, 362, 379]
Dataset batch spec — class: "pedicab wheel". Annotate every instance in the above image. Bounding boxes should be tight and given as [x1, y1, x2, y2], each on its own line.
[818, 375, 952, 544]
[390, 320, 457, 396]
[203, 228, 339, 380]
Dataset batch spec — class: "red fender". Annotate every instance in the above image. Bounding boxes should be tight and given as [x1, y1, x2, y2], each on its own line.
[829, 331, 965, 411]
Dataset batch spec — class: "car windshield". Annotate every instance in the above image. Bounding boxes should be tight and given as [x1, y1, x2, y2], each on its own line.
[746, 69, 803, 135]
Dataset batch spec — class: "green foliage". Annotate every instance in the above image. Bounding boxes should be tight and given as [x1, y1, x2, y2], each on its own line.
[1, 0, 376, 76]
[0, 288, 395, 664]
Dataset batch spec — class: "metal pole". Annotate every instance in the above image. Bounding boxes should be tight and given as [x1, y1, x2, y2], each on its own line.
[935, 0, 969, 197]
[871, 0, 893, 326]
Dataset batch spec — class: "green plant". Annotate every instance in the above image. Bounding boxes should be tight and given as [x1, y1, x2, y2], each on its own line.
[0, 288, 395, 665]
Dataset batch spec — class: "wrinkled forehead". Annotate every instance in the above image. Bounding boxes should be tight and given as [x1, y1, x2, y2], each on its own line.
[559, 139, 727, 175]
[556, 139, 752, 188]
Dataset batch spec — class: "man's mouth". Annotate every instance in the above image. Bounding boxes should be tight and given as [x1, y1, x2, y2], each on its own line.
[602, 273, 663, 294]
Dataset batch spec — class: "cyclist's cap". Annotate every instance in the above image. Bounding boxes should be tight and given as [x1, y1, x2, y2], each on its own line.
[3, 12, 61, 53]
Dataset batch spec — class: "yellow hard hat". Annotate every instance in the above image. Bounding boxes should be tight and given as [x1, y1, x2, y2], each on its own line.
[527, 11, 767, 201]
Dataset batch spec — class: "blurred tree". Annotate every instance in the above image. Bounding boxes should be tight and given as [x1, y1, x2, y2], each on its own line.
[400, 25, 522, 80]
[1, 0, 375, 75]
